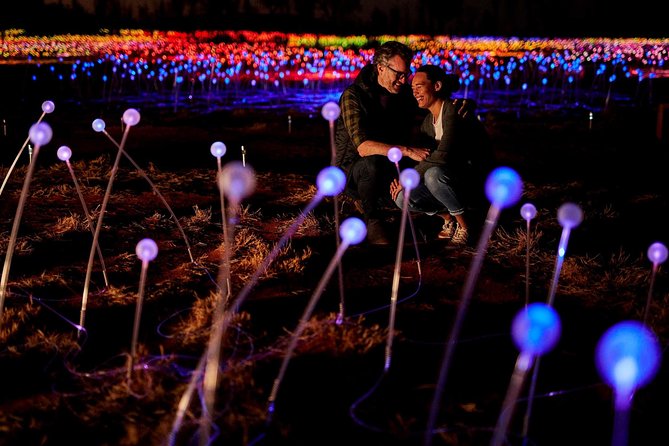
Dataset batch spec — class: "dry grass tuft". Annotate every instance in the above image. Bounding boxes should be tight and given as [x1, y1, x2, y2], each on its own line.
[52, 213, 89, 235]
[272, 313, 386, 357]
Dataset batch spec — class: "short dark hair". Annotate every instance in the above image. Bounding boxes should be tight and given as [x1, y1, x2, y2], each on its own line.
[373, 41, 413, 68]
[416, 65, 460, 99]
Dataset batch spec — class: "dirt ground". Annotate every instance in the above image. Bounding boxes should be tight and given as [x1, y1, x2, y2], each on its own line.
[0, 81, 668, 446]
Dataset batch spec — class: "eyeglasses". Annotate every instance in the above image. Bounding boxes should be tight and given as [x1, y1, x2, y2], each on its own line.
[383, 64, 411, 81]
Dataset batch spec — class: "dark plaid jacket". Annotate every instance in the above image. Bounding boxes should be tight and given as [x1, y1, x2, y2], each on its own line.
[334, 64, 418, 172]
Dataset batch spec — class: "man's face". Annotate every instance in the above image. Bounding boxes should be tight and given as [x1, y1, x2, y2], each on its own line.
[411, 72, 437, 109]
[377, 55, 410, 94]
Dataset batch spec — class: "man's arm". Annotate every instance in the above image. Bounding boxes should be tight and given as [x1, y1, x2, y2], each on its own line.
[340, 87, 429, 162]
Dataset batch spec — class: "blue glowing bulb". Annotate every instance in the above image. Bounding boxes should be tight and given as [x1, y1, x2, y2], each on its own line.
[57, 145, 72, 161]
[316, 166, 346, 197]
[596, 321, 660, 393]
[41, 100, 55, 114]
[647, 242, 668, 265]
[511, 303, 561, 356]
[210, 141, 227, 158]
[400, 168, 420, 191]
[219, 161, 256, 202]
[135, 238, 158, 262]
[92, 118, 106, 132]
[29, 122, 52, 146]
[339, 217, 366, 245]
[122, 108, 141, 126]
[485, 166, 522, 208]
[321, 101, 341, 121]
[387, 147, 402, 163]
[520, 203, 537, 221]
[557, 202, 583, 229]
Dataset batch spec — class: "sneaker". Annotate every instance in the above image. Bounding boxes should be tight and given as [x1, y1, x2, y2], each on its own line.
[437, 220, 456, 239]
[451, 225, 469, 246]
[366, 219, 391, 245]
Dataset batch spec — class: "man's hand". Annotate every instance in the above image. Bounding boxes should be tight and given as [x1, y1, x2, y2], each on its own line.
[390, 178, 403, 201]
[453, 98, 477, 119]
[402, 146, 430, 162]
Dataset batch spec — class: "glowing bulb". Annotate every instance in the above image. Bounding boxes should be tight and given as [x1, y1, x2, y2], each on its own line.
[57, 145, 72, 161]
[557, 202, 583, 229]
[647, 242, 668, 265]
[41, 100, 55, 114]
[122, 108, 141, 126]
[29, 122, 52, 146]
[135, 238, 158, 262]
[210, 141, 227, 158]
[387, 147, 402, 163]
[485, 166, 522, 208]
[321, 101, 341, 121]
[339, 217, 366, 245]
[399, 168, 420, 191]
[92, 119, 106, 132]
[520, 203, 537, 221]
[596, 321, 660, 392]
[511, 303, 561, 356]
[316, 166, 346, 197]
[219, 161, 256, 202]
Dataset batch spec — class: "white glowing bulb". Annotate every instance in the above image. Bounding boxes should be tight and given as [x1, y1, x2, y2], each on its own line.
[41, 100, 55, 114]
[136, 238, 158, 262]
[57, 145, 72, 161]
[29, 122, 52, 146]
[122, 108, 141, 126]
[92, 119, 106, 132]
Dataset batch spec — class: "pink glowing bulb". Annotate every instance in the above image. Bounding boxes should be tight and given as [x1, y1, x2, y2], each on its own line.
[399, 168, 420, 190]
[136, 238, 158, 262]
[122, 108, 141, 126]
[387, 147, 402, 163]
[647, 242, 668, 265]
[210, 141, 227, 158]
[29, 122, 52, 146]
[41, 100, 55, 114]
[57, 145, 72, 161]
[520, 203, 537, 221]
[219, 161, 256, 202]
[316, 166, 346, 197]
[92, 119, 106, 132]
[321, 101, 341, 121]
[557, 202, 583, 229]
[339, 217, 366, 245]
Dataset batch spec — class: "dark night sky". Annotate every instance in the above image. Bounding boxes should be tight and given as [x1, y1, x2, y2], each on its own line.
[28, 0, 669, 38]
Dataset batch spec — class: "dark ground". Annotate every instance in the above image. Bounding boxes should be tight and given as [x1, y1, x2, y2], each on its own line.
[0, 72, 669, 446]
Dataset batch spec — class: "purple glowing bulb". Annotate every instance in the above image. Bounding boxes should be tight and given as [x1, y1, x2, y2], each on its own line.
[557, 202, 583, 229]
[647, 242, 668, 265]
[41, 100, 55, 114]
[387, 147, 402, 163]
[321, 101, 341, 121]
[57, 145, 72, 162]
[210, 141, 227, 158]
[595, 321, 660, 394]
[511, 303, 561, 356]
[316, 166, 346, 197]
[485, 166, 523, 208]
[135, 238, 158, 262]
[92, 119, 106, 132]
[29, 122, 52, 146]
[399, 168, 420, 191]
[339, 217, 366, 245]
[122, 108, 141, 126]
[520, 203, 537, 221]
[219, 161, 256, 202]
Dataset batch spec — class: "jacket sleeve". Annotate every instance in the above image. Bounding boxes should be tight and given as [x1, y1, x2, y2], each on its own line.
[339, 86, 368, 149]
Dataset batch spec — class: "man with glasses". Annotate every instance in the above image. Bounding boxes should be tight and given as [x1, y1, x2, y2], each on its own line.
[334, 41, 429, 245]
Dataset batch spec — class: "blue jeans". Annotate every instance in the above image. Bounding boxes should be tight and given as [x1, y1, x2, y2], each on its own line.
[395, 166, 465, 216]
